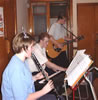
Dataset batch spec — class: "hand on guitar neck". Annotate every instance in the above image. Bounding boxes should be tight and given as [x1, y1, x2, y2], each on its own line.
[64, 35, 84, 43]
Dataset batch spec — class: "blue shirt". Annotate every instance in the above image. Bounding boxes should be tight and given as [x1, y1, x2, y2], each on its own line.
[1, 55, 35, 100]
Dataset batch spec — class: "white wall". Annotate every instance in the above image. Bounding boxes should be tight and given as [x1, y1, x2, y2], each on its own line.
[16, 0, 29, 33]
[16, 0, 98, 34]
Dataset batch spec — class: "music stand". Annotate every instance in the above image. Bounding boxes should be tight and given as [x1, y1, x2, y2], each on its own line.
[84, 67, 98, 100]
[64, 50, 93, 100]
[84, 73, 97, 100]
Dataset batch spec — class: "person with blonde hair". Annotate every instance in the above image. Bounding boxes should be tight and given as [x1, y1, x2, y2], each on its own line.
[1, 32, 58, 100]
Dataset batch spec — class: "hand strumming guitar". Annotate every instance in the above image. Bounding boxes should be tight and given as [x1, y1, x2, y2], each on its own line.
[56, 42, 64, 49]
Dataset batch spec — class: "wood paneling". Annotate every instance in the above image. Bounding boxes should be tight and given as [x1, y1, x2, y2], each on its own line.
[4, 0, 16, 58]
[77, 3, 98, 97]
[0, 0, 16, 99]
[77, 4, 95, 60]
[0, 0, 4, 4]
[4, 0, 16, 40]
[0, 38, 9, 82]
[77, 3, 98, 67]
[31, 0, 65, 2]
[95, 5, 98, 66]
[0, 38, 9, 100]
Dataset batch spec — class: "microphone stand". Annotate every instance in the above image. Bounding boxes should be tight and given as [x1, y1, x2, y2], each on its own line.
[62, 25, 77, 62]
[83, 67, 98, 100]
[62, 25, 84, 62]
[62, 25, 84, 41]
[84, 74, 97, 100]
[62, 25, 77, 38]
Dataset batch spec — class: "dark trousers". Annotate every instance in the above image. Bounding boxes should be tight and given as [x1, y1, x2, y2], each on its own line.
[38, 94, 65, 100]
[51, 51, 69, 68]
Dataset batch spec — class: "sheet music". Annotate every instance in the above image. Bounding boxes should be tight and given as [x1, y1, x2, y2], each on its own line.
[65, 49, 93, 88]
[66, 49, 86, 75]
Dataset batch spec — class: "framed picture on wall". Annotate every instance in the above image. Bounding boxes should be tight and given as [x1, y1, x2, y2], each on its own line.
[0, 7, 4, 37]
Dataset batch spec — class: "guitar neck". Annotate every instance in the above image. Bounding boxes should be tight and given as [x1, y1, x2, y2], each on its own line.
[64, 35, 84, 44]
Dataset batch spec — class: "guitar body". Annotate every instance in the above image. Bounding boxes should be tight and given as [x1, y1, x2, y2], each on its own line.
[46, 38, 67, 58]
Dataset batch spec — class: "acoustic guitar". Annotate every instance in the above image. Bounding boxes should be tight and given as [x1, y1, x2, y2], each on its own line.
[46, 35, 84, 58]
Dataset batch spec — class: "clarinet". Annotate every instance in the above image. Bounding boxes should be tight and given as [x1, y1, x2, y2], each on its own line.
[31, 53, 61, 100]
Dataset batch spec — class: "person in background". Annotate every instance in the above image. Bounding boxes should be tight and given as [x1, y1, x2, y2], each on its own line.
[27, 32, 67, 96]
[1, 32, 58, 100]
[27, 32, 66, 76]
[48, 14, 70, 68]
